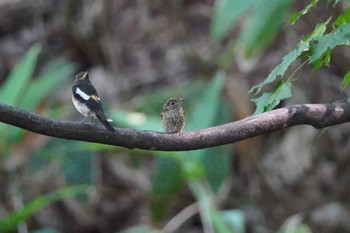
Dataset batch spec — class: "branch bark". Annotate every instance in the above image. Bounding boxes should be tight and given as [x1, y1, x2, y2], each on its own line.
[0, 101, 349, 151]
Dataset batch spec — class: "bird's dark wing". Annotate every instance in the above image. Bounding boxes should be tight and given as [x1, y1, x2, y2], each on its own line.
[72, 83, 103, 113]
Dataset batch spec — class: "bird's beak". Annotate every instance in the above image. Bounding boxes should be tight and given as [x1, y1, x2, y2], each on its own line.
[82, 71, 89, 79]
[180, 98, 184, 102]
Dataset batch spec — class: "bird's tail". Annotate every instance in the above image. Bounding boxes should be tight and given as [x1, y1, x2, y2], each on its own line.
[95, 112, 115, 132]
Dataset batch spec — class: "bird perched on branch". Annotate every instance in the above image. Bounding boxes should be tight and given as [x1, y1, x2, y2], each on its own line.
[161, 98, 185, 134]
[72, 71, 115, 132]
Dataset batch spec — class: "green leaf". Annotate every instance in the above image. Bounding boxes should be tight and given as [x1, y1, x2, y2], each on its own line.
[8, 59, 75, 142]
[306, 18, 330, 39]
[252, 80, 292, 114]
[32, 140, 94, 185]
[150, 155, 183, 222]
[0, 44, 41, 106]
[183, 72, 232, 194]
[188, 72, 226, 130]
[19, 59, 75, 111]
[288, 0, 319, 25]
[334, 7, 350, 26]
[341, 70, 350, 90]
[249, 40, 309, 95]
[0, 185, 89, 233]
[311, 48, 331, 71]
[239, 0, 292, 56]
[202, 105, 231, 192]
[0, 44, 41, 148]
[249, 19, 331, 95]
[210, 0, 255, 40]
[211, 0, 292, 56]
[183, 73, 229, 180]
[310, 24, 350, 62]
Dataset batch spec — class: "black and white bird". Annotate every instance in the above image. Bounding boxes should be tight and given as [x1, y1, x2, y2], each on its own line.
[72, 71, 115, 132]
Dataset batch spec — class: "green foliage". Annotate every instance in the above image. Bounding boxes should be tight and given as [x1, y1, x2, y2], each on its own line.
[334, 6, 350, 25]
[32, 141, 94, 185]
[0, 43, 75, 153]
[212, 0, 350, 114]
[0, 185, 89, 233]
[0, 44, 41, 106]
[0, 44, 80, 233]
[211, 0, 256, 40]
[252, 80, 292, 114]
[249, 19, 329, 96]
[251, 11, 350, 113]
[289, 0, 319, 24]
[238, 0, 291, 56]
[150, 155, 183, 222]
[310, 23, 350, 62]
[211, 0, 292, 56]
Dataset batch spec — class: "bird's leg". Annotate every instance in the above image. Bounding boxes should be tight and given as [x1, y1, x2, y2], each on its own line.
[88, 117, 93, 124]
[81, 116, 92, 124]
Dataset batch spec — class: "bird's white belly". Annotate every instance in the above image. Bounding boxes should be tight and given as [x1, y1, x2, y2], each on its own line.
[72, 96, 94, 117]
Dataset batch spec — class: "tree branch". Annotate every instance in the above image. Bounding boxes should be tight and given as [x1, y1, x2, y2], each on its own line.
[0, 101, 349, 151]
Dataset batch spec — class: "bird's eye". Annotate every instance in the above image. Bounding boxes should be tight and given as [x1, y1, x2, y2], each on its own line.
[170, 101, 175, 105]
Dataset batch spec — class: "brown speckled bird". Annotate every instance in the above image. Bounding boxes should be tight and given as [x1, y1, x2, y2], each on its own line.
[161, 98, 185, 134]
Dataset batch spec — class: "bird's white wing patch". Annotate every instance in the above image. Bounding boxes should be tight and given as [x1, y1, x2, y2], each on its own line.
[76, 87, 90, 100]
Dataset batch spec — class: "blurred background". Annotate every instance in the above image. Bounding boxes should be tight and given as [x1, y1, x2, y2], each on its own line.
[0, 0, 350, 233]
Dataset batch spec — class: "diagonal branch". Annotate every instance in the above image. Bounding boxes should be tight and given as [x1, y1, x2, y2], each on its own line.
[0, 101, 349, 151]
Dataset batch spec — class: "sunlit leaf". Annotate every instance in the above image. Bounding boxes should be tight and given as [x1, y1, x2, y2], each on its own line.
[289, 0, 319, 25]
[334, 7, 350, 26]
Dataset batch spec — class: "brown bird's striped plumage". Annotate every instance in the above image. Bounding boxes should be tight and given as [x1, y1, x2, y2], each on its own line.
[161, 98, 185, 134]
